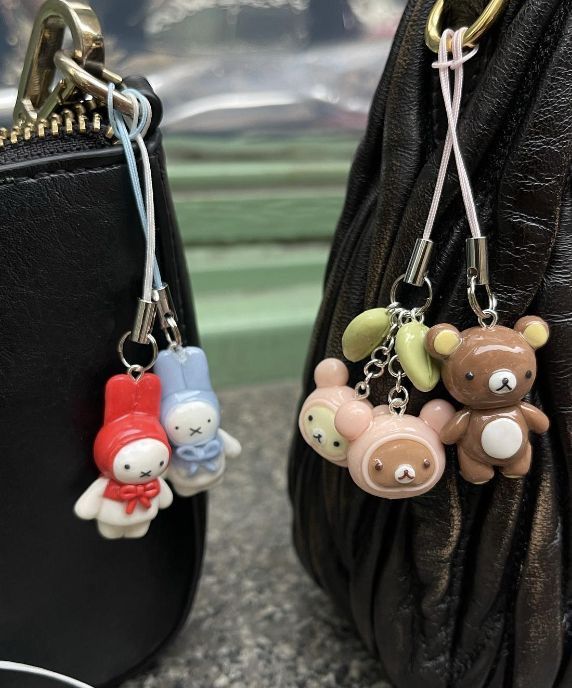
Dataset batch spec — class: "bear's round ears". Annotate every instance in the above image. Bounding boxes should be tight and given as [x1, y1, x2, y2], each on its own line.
[514, 316, 549, 350]
[314, 358, 349, 388]
[335, 400, 373, 441]
[420, 399, 456, 433]
[425, 323, 462, 360]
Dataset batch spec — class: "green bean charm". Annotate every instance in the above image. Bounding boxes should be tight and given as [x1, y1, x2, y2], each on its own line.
[395, 320, 440, 392]
[342, 308, 390, 363]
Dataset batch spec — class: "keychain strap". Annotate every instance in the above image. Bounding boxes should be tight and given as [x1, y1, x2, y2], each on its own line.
[107, 83, 182, 359]
[404, 27, 479, 286]
[354, 29, 487, 407]
[437, 29, 498, 327]
[107, 84, 160, 301]
[424, 27, 479, 241]
[405, 27, 498, 326]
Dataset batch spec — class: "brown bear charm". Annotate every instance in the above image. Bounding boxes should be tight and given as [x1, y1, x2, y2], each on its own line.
[425, 316, 550, 484]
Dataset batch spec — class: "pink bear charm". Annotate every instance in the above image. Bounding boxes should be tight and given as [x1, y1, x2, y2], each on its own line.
[334, 399, 456, 498]
[298, 358, 371, 466]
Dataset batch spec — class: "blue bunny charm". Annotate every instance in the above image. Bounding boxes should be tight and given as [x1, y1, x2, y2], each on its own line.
[155, 346, 241, 497]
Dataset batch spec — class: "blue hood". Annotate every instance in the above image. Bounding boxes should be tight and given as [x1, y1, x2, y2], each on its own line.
[155, 346, 220, 426]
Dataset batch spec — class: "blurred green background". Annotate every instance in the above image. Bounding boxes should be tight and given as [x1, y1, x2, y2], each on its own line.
[165, 132, 357, 387]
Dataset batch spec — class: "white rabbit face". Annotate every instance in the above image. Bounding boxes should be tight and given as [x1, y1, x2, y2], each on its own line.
[164, 401, 219, 446]
[112, 438, 170, 484]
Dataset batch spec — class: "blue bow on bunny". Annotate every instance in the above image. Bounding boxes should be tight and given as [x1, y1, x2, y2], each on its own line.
[155, 346, 224, 478]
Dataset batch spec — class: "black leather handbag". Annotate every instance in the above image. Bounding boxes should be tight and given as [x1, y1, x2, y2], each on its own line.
[289, 1, 572, 686]
[0, 4, 205, 687]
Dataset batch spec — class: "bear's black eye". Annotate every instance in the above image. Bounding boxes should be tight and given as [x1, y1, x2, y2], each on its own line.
[159, 461, 165, 467]
[175, 426, 179, 430]
[525, 370, 533, 379]
[308, 415, 313, 422]
[465, 371, 475, 381]
[333, 441, 340, 447]
[208, 419, 211, 423]
[124, 464, 130, 470]
[423, 459, 431, 468]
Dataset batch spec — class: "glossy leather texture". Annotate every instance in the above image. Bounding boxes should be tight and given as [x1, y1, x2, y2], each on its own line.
[289, 1, 572, 686]
[0, 83, 206, 688]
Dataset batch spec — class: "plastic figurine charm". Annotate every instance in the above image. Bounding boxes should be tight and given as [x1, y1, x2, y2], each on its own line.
[342, 308, 390, 362]
[425, 316, 550, 484]
[334, 399, 455, 498]
[74, 374, 173, 539]
[394, 319, 440, 392]
[342, 306, 440, 392]
[299, 358, 370, 466]
[155, 346, 241, 497]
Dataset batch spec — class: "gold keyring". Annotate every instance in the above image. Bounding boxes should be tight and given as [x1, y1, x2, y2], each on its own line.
[13, 0, 104, 125]
[425, 0, 508, 53]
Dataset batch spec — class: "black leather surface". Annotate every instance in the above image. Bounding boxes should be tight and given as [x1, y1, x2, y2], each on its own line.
[0, 104, 206, 685]
[289, 1, 572, 686]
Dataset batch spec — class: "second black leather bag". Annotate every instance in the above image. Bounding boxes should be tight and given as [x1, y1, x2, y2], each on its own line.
[0, 4, 205, 687]
[289, 1, 572, 686]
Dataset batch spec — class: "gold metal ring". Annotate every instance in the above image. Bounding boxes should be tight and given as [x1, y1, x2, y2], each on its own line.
[425, 0, 508, 53]
[13, 0, 104, 125]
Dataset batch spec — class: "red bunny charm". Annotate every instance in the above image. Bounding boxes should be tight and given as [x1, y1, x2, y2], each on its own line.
[74, 374, 173, 539]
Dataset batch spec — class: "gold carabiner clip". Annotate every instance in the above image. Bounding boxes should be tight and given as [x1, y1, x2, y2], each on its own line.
[425, 0, 508, 53]
[13, 0, 104, 126]
[53, 50, 133, 118]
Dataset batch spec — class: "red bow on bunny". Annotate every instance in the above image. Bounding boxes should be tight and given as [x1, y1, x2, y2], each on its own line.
[104, 479, 161, 514]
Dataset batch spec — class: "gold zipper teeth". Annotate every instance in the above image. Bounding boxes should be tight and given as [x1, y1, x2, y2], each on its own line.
[62, 109, 74, 135]
[0, 109, 112, 146]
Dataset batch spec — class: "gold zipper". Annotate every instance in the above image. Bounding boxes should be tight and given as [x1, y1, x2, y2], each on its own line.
[1, 105, 115, 148]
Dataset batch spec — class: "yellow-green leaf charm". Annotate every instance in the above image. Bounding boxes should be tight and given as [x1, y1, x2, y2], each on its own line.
[342, 308, 390, 362]
[396, 320, 440, 392]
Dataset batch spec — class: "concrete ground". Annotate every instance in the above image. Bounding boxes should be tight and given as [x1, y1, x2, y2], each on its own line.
[124, 382, 389, 688]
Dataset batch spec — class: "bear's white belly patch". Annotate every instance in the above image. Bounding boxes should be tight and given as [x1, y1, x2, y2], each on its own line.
[481, 418, 523, 460]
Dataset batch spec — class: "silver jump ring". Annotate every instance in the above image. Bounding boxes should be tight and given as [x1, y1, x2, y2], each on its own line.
[364, 359, 385, 379]
[390, 274, 433, 317]
[478, 308, 499, 329]
[163, 314, 183, 349]
[118, 331, 158, 373]
[387, 354, 405, 380]
[388, 386, 409, 415]
[372, 344, 391, 358]
[467, 275, 498, 328]
[398, 310, 410, 327]
[127, 364, 145, 380]
[355, 380, 370, 400]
